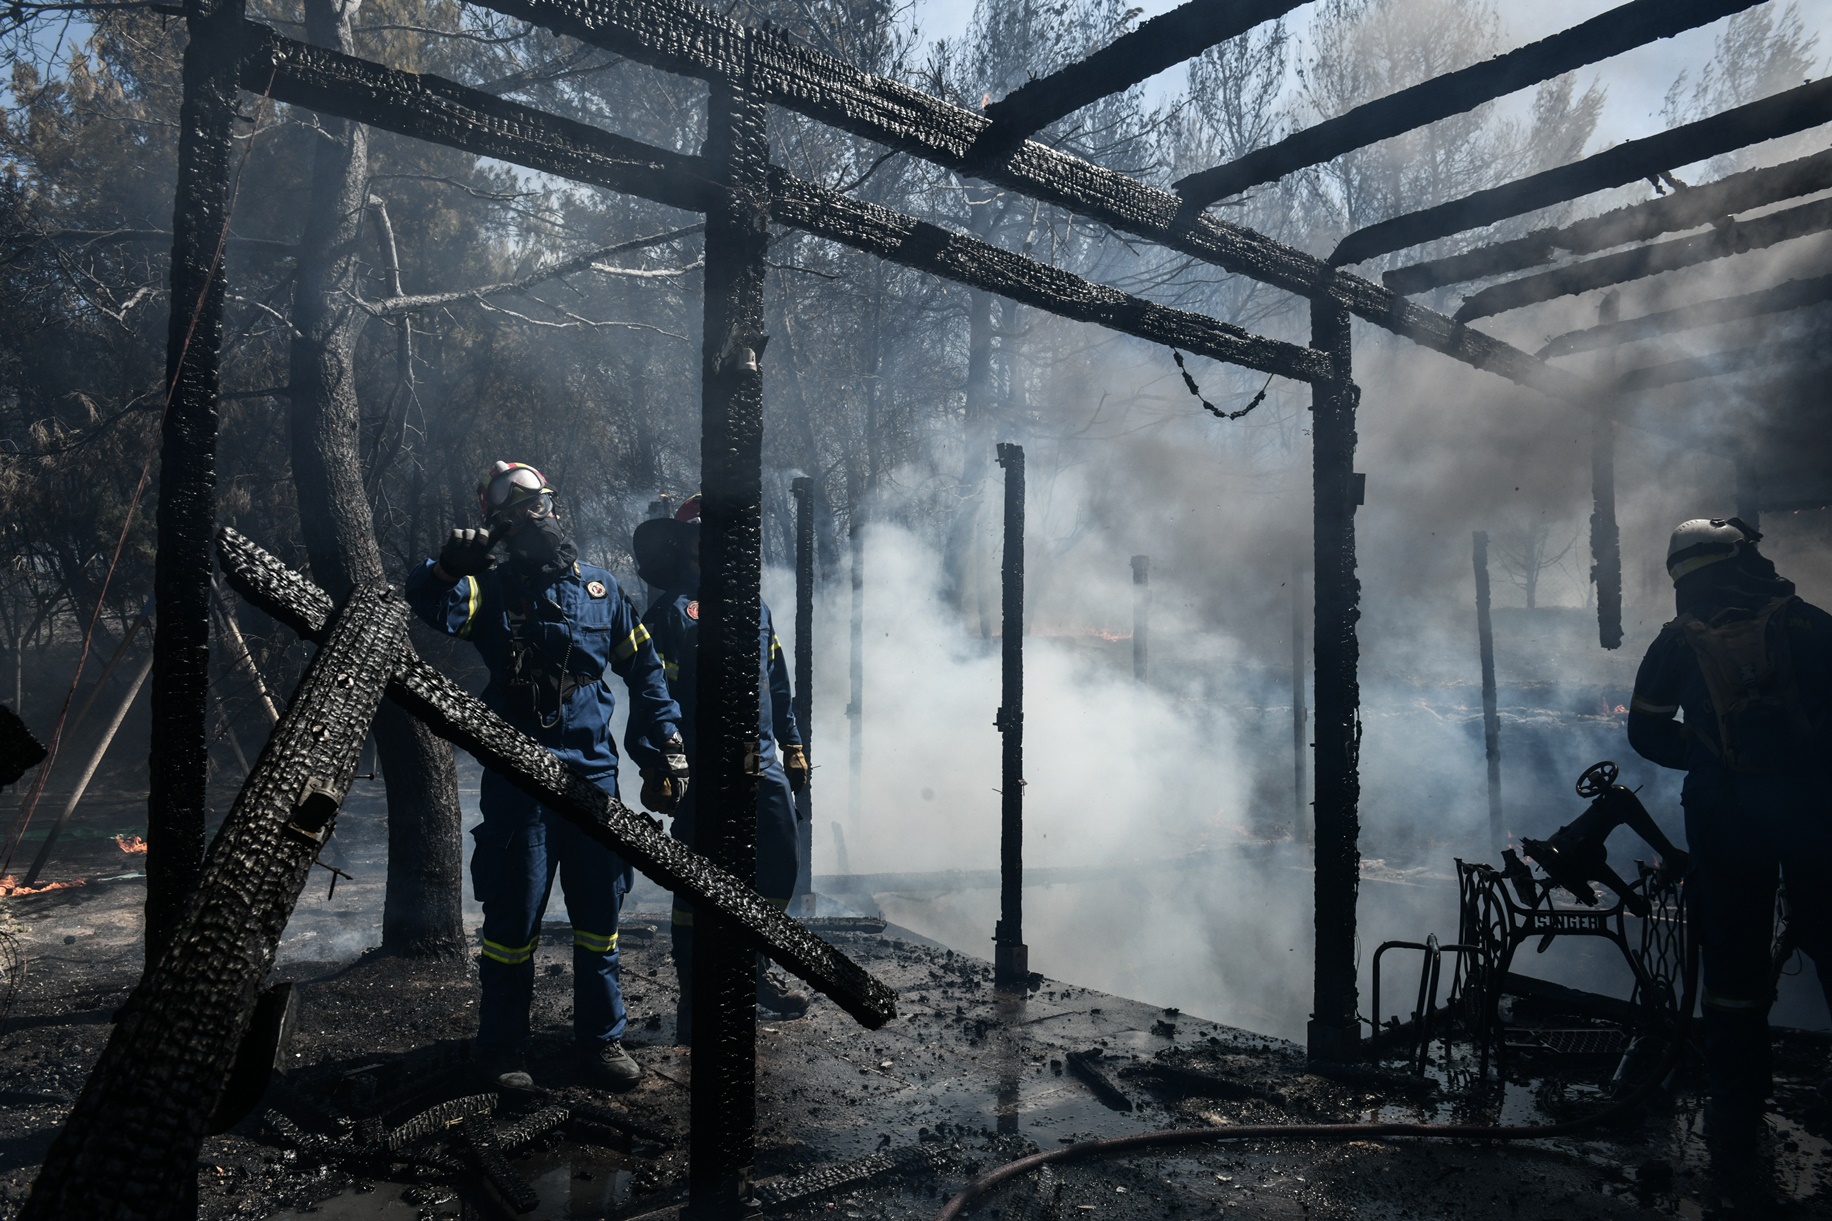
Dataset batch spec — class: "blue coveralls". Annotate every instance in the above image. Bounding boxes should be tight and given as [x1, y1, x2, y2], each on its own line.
[406, 558, 680, 1053]
[1629, 597, 1832, 1126]
[641, 590, 800, 1027]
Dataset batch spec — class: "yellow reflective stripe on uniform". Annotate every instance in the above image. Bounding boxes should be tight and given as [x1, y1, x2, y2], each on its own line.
[481, 936, 536, 965]
[657, 652, 680, 681]
[456, 576, 481, 639]
[769, 896, 790, 911]
[612, 623, 651, 662]
[770, 633, 782, 657]
[573, 928, 618, 954]
[1702, 987, 1771, 1011]
[1630, 694, 1678, 715]
[671, 904, 694, 927]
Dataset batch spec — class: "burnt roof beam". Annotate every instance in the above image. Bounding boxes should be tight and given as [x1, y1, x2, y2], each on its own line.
[1455, 194, 1832, 321]
[1177, 0, 1762, 209]
[1332, 74, 1832, 267]
[1385, 144, 1832, 293]
[1537, 270, 1832, 358]
[466, 0, 1591, 403]
[977, 0, 1306, 149]
[238, 25, 1331, 385]
[1614, 344, 1764, 394]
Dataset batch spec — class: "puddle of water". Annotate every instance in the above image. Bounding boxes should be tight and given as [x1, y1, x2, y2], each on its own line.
[262, 1145, 634, 1220]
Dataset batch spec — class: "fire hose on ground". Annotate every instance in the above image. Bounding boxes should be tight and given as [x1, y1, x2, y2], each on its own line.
[934, 938, 1701, 1221]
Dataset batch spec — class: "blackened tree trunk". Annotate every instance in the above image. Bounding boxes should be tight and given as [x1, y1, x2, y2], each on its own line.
[289, 0, 465, 958]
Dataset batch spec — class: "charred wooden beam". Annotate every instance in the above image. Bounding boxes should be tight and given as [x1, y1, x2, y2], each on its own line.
[978, 0, 1304, 148]
[149, 0, 246, 961]
[238, 23, 712, 213]
[790, 476, 815, 915]
[214, 527, 900, 1029]
[1590, 292, 1623, 653]
[1333, 75, 1832, 267]
[240, 25, 1328, 384]
[689, 73, 770, 1214]
[24, 585, 404, 1219]
[1178, 0, 1761, 208]
[1384, 145, 1832, 293]
[463, 0, 1591, 402]
[1538, 270, 1832, 358]
[1457, 195, 1832, 322]
[769, 172, 1332, 383]
[1307, 294, 1361, 1064]
[994, 442, 1027, 990]
[1613, 344, 1763, 394]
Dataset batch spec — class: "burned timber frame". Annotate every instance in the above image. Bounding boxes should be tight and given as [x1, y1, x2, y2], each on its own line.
[135, 0, 1832, 1210]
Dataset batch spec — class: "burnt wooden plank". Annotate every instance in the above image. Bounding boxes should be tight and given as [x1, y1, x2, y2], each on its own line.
[1614, 344, 1764, 394]
[979, 0, 1305, 147]
[24, 585, 404, 1219]
[464, 0, 1591, 402]
[770, 172, 1332, 382]
[243, 25, 1328, 384]
[1384, 146, 1832, 294]
[1334, 74, 1832, 267]
[1456, 195, 1832, 322]
[1177, 0, 1760, 207]
[213, 527, 899, 1030]
[1539, 271, 1832, 358]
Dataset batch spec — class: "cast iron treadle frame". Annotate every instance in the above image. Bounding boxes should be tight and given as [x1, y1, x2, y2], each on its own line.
[1449, 859, 1686, 1078]
[213, 526, 898, 1029]
[24, 585, 406, 1220]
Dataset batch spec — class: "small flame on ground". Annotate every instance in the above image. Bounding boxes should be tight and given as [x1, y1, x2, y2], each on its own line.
[0, 875, 88, 897]
[116, 834, 148, 854]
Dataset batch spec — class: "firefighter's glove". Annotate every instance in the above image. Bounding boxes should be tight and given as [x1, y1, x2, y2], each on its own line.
[1657, 848, 1691, 886]
[641, 736, 690, 814]
[437, 527, 496, 580]
[783, 743, 809, 794]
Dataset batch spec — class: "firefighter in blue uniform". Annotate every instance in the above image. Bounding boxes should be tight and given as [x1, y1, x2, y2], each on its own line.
[632, 496, 811, 1041]
[1627, 517, 1832, 1159]
[406, 462, 688, 1091]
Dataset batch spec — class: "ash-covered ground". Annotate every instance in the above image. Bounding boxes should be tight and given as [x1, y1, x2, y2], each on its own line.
[2, 864, 1830, 1221]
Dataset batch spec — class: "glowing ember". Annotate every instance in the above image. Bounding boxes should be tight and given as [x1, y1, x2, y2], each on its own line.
[0, 875, 88, 897]
[115, 834, 148, 854]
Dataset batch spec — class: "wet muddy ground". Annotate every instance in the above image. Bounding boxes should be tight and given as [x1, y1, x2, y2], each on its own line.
[3, 867, 1830, 1221]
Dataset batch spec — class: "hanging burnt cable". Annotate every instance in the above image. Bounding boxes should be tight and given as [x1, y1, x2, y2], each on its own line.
[0, 71, 280, 882]
[1170, 349, 1272, 421]
[935, 939, 1699, 1221]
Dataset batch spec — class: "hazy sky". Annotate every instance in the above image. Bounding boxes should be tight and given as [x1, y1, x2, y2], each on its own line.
[900, 0, 1832, 148]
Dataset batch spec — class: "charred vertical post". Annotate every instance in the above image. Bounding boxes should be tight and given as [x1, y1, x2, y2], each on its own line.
[1735, 446, 1762, 529]
[790, 476, 816, 917]
[148, 0, 243, 959]
[1473, 531, 1504, 857]
[994, 442, 1028, 990]
[847, 515, 863, 826]
[22, 585, 404, 1219]
[1590, 294, 1623, 651]
[688, 71, 769, 1218]
[1130, 554, 1149, 683]
[1307, 297, 1360, 1063]
[1291, 560, 1308, 847]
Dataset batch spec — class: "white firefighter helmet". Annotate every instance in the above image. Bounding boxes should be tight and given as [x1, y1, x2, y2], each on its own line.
[1665, 518, 1752, 583]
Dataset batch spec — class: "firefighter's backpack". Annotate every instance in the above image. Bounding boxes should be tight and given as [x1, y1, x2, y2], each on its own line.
[1672, 595, 1809, 773]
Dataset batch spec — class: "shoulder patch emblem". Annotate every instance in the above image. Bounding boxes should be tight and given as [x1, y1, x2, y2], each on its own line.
[685, 599, 699, 621]
[586, 580, 607, 598]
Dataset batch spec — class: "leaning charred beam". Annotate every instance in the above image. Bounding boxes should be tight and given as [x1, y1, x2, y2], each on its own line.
[237, 22, 714, 214]
[1539, 270, 1832, 358]
[24, 585, 404, 1219]
[1334, 74, 1832, 267]
[1457, 195, 1832, 322]
[1178, 0, 1761, 208]
[213, 527, 898, 1029]
[463, 0, 1590, 403]
[1614, 345, 1764, 394]
[1384, 146, 1832, 293]
[978, 0, 1305, 148]
[241, 26, 1328, 385]
[769, 172, 1333, 383]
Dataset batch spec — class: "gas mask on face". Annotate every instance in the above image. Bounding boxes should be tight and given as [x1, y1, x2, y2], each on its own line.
[506, 514, 577, 579]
